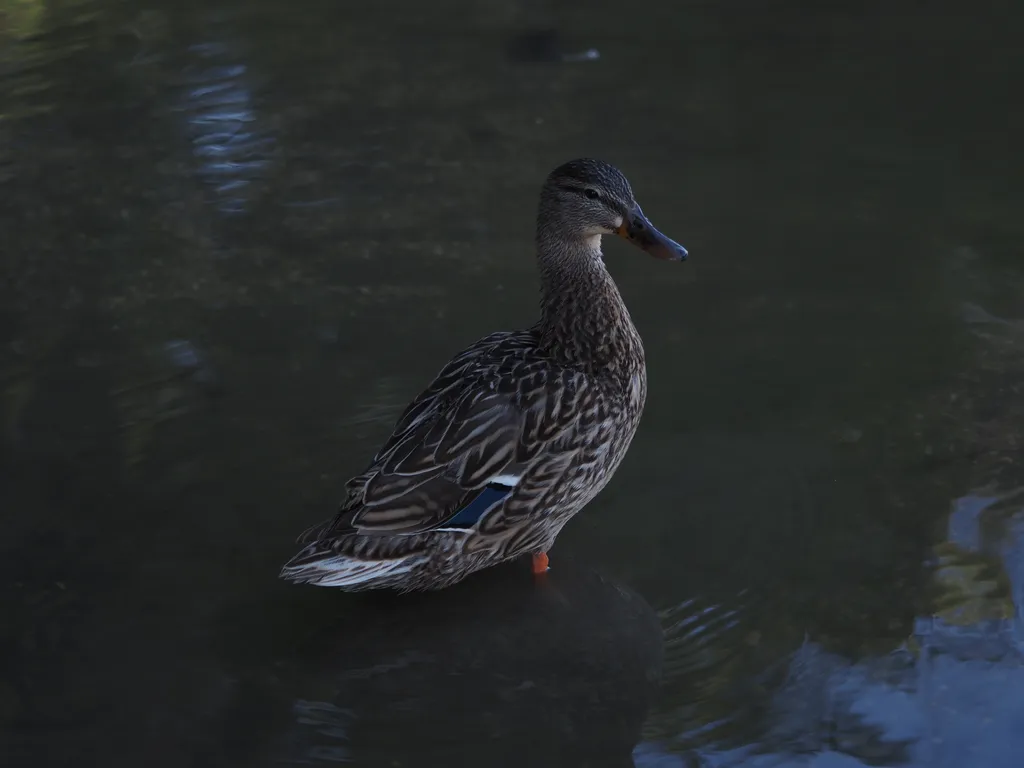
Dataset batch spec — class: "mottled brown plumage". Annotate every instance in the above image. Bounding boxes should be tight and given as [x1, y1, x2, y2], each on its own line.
[280, 158, 687, 592]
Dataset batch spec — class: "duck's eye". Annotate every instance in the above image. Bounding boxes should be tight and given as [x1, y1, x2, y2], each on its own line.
[584, 188, 600, 200]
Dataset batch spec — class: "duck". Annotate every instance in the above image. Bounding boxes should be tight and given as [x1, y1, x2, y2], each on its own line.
[279, 158, 688, 592]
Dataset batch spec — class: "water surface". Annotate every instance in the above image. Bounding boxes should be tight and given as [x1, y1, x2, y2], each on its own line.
[2, 1, 1023, 766]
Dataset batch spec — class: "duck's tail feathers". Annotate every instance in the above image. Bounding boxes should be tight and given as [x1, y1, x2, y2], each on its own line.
[294, 518, 332, 546]
[279, 544, 421, 590]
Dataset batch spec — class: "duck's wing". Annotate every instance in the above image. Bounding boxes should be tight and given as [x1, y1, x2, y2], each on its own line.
[298, 331, 592, 541]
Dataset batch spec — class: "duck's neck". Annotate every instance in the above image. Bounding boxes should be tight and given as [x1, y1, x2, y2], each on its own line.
[535, 230, 644, 374]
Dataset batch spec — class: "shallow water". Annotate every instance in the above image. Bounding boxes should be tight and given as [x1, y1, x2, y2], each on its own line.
[2, 1, 1024, 766]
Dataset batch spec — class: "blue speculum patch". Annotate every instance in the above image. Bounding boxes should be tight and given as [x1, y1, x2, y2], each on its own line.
[443, 484, 514, 527]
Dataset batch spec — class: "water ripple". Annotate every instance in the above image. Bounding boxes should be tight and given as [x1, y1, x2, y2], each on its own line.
[173, 30, 274, 215]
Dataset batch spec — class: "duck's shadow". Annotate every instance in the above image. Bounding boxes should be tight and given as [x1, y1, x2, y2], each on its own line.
[203, 557, 664, 768]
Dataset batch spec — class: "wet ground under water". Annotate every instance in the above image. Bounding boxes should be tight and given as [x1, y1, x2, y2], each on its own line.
[2, 0, 1024, 766]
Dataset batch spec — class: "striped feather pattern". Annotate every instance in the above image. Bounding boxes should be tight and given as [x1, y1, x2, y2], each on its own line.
[279, 157, 680, 592]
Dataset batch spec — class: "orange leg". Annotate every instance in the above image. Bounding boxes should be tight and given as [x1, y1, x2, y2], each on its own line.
[531, 552, 550, 575]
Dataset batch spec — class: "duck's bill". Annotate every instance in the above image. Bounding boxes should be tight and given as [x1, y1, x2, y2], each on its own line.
[616, 209, 688, 261]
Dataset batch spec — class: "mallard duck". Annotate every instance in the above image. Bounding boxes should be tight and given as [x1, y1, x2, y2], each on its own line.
[280, 158, 687, 592]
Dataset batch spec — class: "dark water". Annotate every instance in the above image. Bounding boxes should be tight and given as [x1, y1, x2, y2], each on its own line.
[2, 0, 1023, 765]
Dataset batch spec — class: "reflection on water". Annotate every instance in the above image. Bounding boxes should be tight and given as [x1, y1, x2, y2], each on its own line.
[0, 0, 96, 120]
[921, 492, 1024, 654]
[3, 0, 1024, 766]
[175, 27, 274, 215]
[637, 490, 1024, 767]
[207, 560, 662, 767]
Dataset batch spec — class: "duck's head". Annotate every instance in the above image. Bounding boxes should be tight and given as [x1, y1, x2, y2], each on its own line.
[538, 158, 688, 261]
